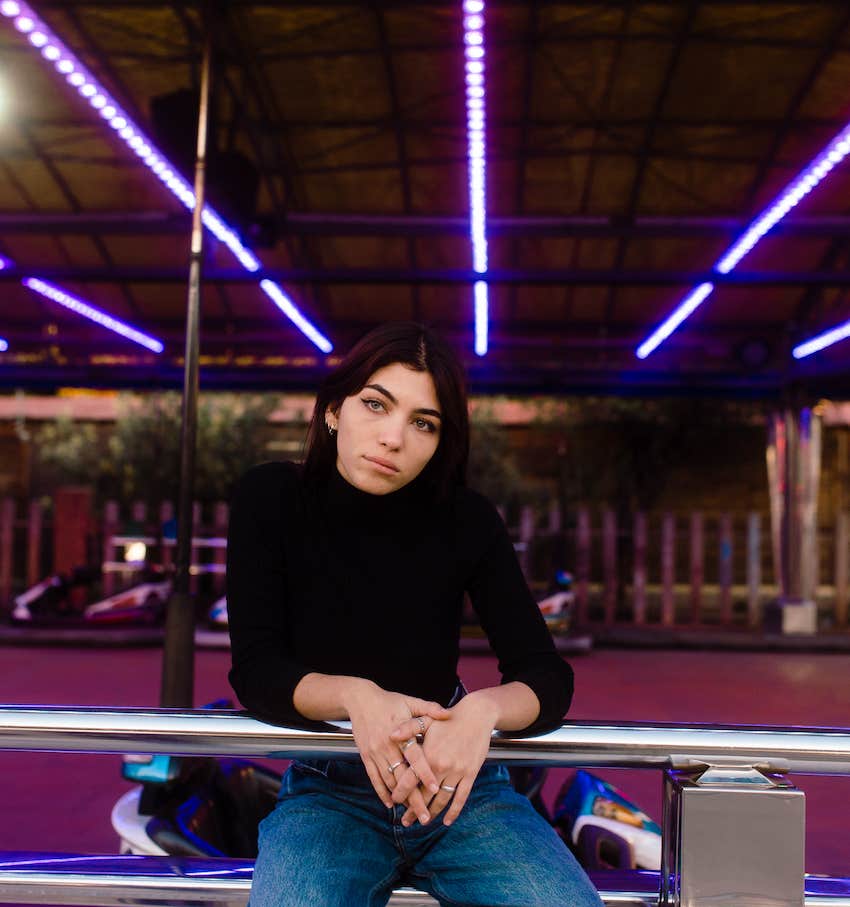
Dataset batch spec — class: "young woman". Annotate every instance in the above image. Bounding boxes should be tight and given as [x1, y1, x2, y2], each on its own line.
[227, 322, 601, 907]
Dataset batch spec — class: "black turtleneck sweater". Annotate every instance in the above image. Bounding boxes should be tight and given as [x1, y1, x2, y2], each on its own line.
[226, 460, 574, 736]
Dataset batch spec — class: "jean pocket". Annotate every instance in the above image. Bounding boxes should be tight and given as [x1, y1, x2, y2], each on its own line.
[291, 758, 332, 778]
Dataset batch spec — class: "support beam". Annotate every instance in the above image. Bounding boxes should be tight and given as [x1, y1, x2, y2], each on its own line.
[5, 265, 850, 286]
[5, 212, 850, 238]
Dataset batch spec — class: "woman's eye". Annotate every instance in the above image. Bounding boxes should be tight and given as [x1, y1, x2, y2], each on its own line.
[362, 398, 384, 412]
[415, 418, 436, 433]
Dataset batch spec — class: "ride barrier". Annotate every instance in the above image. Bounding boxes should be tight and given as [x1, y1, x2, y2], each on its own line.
[1, 707, 850, 905]
[3, 496, 850, 631]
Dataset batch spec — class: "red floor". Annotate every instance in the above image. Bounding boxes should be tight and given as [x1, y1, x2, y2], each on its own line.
[0, 645, 848, 875]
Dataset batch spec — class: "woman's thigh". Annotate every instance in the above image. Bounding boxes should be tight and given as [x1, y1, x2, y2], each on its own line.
[409, 766, 603, 907]
[250, 763, 402, 907]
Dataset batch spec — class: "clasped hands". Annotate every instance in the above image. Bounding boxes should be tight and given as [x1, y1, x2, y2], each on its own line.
[354, 689, 498, 829]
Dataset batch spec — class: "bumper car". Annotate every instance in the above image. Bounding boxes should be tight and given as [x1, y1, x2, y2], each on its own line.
[10, 565, 171, 626]
[207, 596, 229, 629]
[536, 569, 575, 634]
[553, 769, 662, 871]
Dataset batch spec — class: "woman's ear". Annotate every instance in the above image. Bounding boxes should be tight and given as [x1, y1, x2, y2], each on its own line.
[325, 406, 339, 432]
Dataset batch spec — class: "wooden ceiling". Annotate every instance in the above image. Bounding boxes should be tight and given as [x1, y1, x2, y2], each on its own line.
[2, 1, 850, 395]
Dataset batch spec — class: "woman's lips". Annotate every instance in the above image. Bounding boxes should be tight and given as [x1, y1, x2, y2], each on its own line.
[364, 456, 400, 474]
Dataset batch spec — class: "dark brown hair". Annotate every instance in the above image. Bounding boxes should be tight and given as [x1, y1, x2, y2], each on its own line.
[303, 322, 469, 495]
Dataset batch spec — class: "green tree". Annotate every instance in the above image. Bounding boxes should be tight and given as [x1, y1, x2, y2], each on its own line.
[35, 393, 279, 506]
[34, 416, 101, 490]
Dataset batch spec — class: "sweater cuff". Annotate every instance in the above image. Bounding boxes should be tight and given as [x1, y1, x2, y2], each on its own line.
[228, 660, 316, 730]
[500, 658, 574, 737]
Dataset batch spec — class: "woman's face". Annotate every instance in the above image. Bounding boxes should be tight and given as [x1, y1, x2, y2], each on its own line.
[328, 361, 442, 495]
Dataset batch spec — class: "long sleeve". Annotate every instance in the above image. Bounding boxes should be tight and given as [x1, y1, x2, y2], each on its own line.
[464, 494, 574, 737]
[226, 461, 318, 727]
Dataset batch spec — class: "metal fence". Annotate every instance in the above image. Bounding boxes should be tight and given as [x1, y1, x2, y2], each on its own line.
[1, 707, 850, 905]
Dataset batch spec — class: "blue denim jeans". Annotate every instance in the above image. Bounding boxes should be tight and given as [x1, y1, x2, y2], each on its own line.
[250, 756, 603, 907]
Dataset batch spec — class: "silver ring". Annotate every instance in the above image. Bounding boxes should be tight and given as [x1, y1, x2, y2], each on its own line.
[440, 784, 456, 792]
[415, 716, 426, 745]
[387, 760, 403, 774]
[400, 737, 417, 752]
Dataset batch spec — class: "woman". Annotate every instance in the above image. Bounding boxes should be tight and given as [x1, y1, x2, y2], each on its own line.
[227, 322, 601, 907]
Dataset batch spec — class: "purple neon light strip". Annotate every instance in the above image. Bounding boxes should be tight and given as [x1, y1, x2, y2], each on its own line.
[24, 277, 164, 352]
[463, 0, 488, 356]
[0, 0, 332, 354]
[0, 256, 7, 349]
[637, 123, 850, 360]
[793, 318, 850, 358]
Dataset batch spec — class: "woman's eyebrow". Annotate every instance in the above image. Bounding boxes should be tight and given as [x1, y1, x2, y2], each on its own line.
[364, 383, 442, 419]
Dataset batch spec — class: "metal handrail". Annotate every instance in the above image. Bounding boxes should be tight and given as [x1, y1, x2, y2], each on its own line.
[3, 707, 850, 906]
[2, 706, 850, 774]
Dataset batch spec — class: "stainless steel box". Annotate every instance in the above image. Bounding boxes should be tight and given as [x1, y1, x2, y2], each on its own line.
[661, 767, 805, 907]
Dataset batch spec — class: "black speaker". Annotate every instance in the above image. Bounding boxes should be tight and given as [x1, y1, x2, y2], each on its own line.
[150, 89, 199, 175]
[149, 89, 261, 240]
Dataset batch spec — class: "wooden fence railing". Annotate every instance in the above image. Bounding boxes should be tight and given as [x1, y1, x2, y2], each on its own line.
[1, 498, 848, 630]
[510, 504, 850, 630]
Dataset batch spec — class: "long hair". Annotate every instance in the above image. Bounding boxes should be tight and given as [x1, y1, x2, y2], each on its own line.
[303, 322, 469, 495]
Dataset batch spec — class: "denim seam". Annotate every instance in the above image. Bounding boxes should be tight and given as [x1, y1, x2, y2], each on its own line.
[366, 862, 405, 907]
[405, 868, 468, 907]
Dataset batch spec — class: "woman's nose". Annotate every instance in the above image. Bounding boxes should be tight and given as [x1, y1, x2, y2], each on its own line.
[378, 419, 403, 449]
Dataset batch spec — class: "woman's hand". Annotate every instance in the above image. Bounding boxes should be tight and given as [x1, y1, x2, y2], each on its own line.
[344, 679, 451, 821]
[388, 692, 499, 827]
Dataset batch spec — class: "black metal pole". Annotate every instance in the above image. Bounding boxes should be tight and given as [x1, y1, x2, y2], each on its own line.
[160, 26, 212, 709]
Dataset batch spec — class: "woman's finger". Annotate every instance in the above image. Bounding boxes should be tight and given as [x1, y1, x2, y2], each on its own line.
[401, 741, 440, 796]
[423, 780, 458, 819]
[405, 697, 451, 721]
[384, 753, 406, 791]
[441, 775, 473, 826]
[402, 805, 417, 825]
[362, 754, 394, 809]
[389, 715, 434, 742]
[391, 762, 423, 805]
[400, 784, 432, 826]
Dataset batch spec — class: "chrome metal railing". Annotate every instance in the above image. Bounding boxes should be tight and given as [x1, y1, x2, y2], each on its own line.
[3, 707, 850, 774]
[1, 707, 850, 906]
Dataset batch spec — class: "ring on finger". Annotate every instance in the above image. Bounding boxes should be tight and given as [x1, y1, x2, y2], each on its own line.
[440, 784, 456, 792]
[387, 760, 403, 774]
[400, 737, 417, 752]
[415, 716, 426, 745]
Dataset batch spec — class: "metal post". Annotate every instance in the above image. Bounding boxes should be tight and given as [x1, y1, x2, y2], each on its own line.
[765, 407, 822, 634]
[747, 512, 762, 628]
[661, 512, 676, 626]
[160, 27, 213, 709]
[632, 512, 647, 624]
[689, 511, 703, 624]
